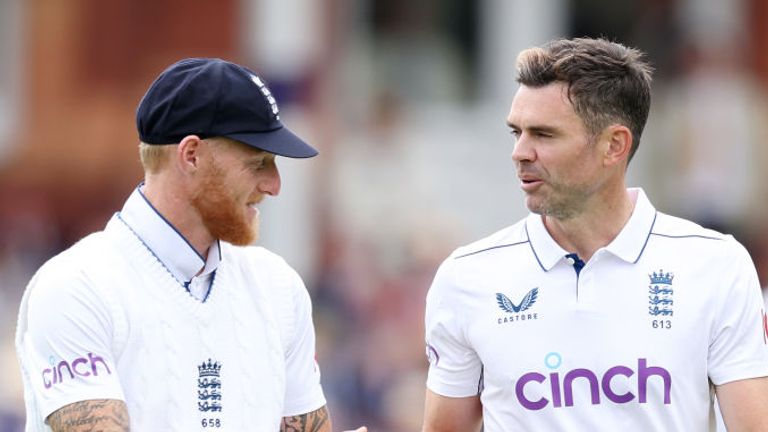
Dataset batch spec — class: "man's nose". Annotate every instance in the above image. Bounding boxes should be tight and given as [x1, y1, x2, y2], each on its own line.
[259, 163, 281, 196]
[511, 134, 535, 163]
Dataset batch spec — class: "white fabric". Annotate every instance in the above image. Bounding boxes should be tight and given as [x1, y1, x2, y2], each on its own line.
[119, 186, 219, 301]
[425, 188, 768, 431]
[16, 192, 325, 431]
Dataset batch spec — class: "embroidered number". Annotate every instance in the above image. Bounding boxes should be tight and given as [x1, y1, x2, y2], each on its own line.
[652, 319, 671, 329]
[202, 418, 221, 428]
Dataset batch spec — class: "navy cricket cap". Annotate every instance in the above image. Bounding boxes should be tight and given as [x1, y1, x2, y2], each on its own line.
[136, 58, 318, 158]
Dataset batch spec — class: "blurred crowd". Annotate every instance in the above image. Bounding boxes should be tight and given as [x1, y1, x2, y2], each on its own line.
[2, 0, 768, 431]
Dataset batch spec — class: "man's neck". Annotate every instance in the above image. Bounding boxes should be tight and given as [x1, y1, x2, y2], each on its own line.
[141, 179, 213, 259]
[542, 187, 636, 262]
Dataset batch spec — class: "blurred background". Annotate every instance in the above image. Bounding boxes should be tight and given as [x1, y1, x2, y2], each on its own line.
[1, 0, 767, 430]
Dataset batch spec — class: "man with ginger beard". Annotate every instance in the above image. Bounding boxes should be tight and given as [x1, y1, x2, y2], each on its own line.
[15, 58, 366, 432]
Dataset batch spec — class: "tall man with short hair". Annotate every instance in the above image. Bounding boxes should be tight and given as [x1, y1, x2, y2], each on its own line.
[422, 37, 768, 431]
[16, 58, 365, 432]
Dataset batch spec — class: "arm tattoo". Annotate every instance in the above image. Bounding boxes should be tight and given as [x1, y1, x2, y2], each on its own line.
[280, 405, 331, 432]
[47, 399, 130, 432]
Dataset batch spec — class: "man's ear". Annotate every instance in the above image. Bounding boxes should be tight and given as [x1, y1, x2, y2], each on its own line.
[175, 135, 205, 173]
[602, 125, 632, 167]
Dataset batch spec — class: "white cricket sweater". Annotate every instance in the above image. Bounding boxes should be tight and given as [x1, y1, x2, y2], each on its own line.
[16, 214, 325, 431]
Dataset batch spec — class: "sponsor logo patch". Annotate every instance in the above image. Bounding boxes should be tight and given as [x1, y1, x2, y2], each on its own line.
[496, 288, 539, 324]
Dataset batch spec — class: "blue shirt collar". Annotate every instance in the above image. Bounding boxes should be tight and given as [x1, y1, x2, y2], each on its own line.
[525, 187, 657, 271]
[118, 185, 221, 284]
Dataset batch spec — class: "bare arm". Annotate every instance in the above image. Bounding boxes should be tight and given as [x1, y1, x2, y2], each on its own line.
[422, 388, 482, 432]
[47, 399, 129, 432]
[281, 405, 332, 432]
[716, 376, 768, 431]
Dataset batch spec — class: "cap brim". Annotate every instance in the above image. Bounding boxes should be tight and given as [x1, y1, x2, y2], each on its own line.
[226, 127, 318, 158]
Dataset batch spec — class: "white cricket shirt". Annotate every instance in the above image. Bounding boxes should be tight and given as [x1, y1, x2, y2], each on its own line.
[16, 187, 326, 431]
[425, 188, 768, 431]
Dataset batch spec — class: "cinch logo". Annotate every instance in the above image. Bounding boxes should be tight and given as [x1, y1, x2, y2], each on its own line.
[41, 352, 112, 389]
[514, 353, 671, 410]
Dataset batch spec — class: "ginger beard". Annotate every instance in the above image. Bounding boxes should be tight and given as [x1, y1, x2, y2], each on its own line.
[191, 159, 260, 246]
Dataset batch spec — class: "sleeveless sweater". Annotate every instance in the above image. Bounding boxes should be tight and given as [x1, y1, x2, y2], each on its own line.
[16, 215, 325, 431]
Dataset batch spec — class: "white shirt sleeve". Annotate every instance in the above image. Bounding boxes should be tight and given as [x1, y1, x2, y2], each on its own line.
[708, 240, 768, 385]
[425, 257, 483, 397]
[17, 256, 125, 421]
[281, 267, 326, 416]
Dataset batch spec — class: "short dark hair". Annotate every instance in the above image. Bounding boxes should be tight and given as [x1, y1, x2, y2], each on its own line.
[516, 37, 653, 162]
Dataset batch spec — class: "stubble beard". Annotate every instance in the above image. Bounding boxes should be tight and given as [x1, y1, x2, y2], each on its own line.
[191, 162, 259, 246]
[526, 180, 592, 221]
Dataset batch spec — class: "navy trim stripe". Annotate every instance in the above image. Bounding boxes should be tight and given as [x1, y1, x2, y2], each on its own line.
[137, 187, 205, 262]
[650, 233, 724, 241]
[454, 240, 529, 260]
[477, 364, 484, 394]
[117, 213, 216, 303]
[117, 213, 186, 287]
[202, 270, 217, 303]
[633, 211, 657, 264]
[524, 221, 547, 272]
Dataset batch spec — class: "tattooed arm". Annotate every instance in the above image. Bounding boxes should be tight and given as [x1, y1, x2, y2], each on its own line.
[280, 406, 368, 432]
[281, 405, 331, 432]
[47, 399, 130, 432]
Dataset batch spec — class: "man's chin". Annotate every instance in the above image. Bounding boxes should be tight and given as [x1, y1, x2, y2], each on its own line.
[524, 197, 544, 214]
[209, 218, 258, 246]
[224, 227, 258, 246]
[221, 235, 254, 246]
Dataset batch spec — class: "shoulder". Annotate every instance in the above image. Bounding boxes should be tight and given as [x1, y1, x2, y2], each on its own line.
[450, 219, 529, 261]
[23, 228, 135, 333]
[428, 220, 528, 299]
[651, 212, 736, 248]
[220, 243, 309, 310]
[31, 231, 114, 292]
[220, 244, 313, 351]
[221, 243, 300, 282]
[649, 212, 749, 262]
[651, 212, 728, 242]
[21, 231, 119, 342]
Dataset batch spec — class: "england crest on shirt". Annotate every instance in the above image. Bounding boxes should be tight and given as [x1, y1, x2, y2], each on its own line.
[198, 358, 222, 428]
[648, 270, 674, 317]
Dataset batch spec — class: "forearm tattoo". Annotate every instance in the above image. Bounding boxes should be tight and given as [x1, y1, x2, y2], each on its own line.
[280, 405, 331, 432]
[47, 399, 130, 432]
